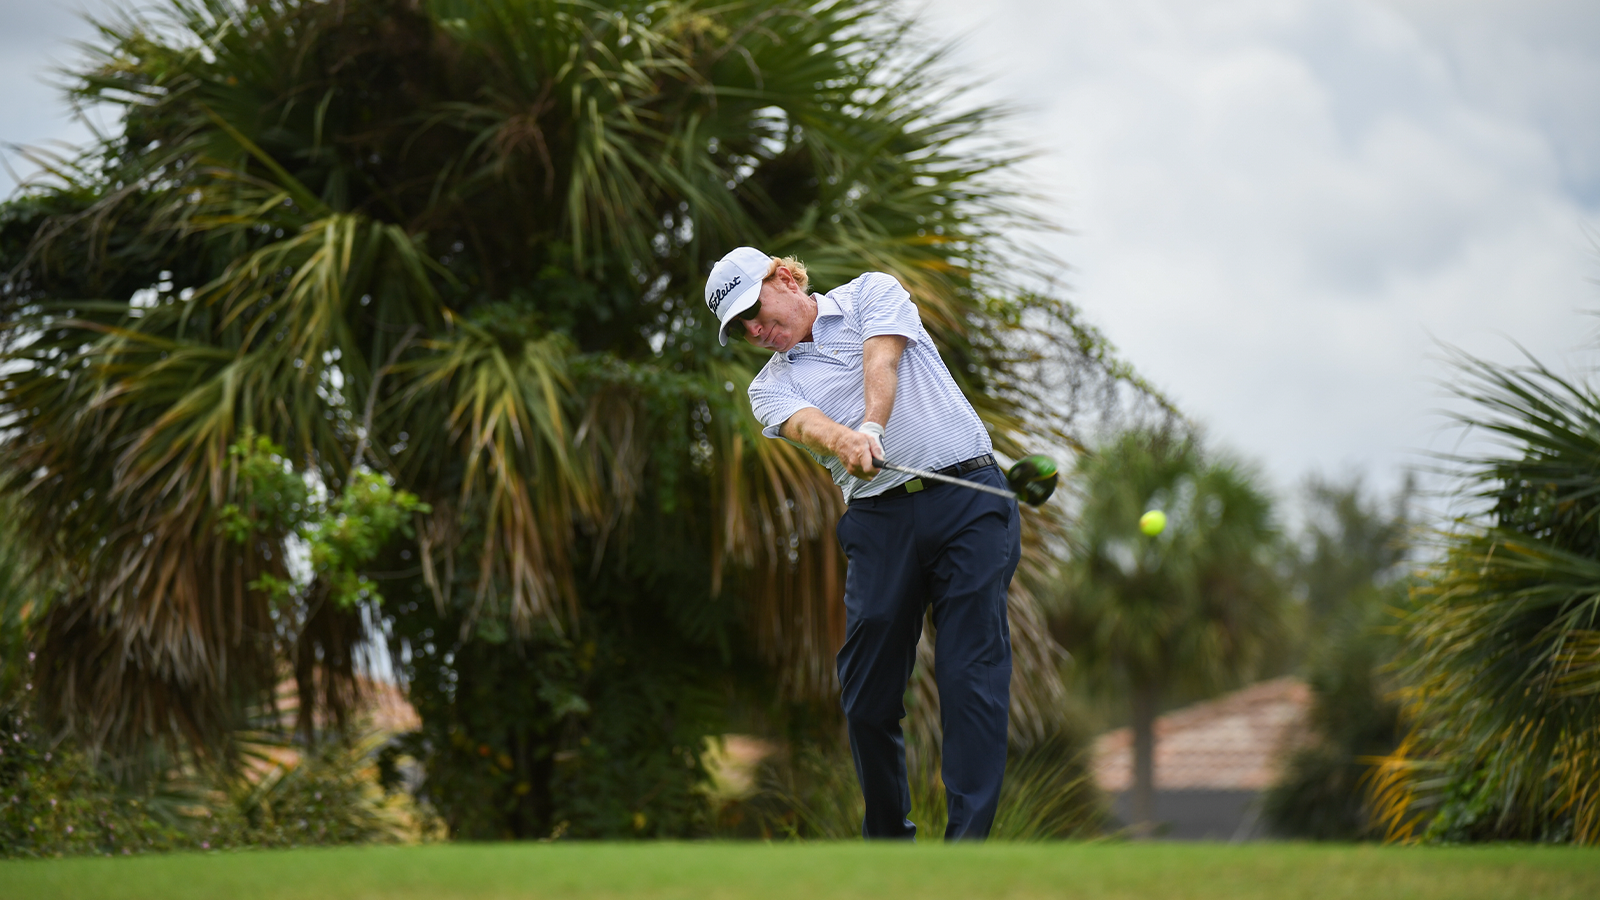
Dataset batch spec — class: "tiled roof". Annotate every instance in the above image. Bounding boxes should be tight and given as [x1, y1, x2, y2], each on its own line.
[363, 678, 422, 733]
[270, 676, 421, 734]
[1092, 677, 1311, 792]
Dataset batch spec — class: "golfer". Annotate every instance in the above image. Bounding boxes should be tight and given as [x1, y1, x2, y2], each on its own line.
[705, 247, 1021, 840]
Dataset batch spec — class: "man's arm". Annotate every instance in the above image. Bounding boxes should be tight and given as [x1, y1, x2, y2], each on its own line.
[780, 335, 908, 479]
[861, 334, 907, 428]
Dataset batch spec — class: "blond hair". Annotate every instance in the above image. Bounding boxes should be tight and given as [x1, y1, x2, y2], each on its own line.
[764, 256, 809, 293]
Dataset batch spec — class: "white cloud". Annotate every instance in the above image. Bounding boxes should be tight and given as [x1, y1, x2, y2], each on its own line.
[920, 0, 1600, 500]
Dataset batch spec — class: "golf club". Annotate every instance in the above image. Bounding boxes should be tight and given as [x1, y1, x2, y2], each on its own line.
[870, 454, 1059, 506]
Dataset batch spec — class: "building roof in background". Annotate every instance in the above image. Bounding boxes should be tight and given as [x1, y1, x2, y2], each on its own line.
[1092, 677, 1312, 792]
[364, 678, 422, 734]
[271, 676, 421, 735]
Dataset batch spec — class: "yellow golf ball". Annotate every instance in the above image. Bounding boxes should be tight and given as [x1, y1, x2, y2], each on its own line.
[1139, 510, 1167, 536]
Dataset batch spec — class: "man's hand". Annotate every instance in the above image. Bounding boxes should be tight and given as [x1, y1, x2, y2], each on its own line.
[779, 408, 882, 479]
[778, 329, 905, 481]
[842, 422, 886, 480]
[832, 428, 881, 479]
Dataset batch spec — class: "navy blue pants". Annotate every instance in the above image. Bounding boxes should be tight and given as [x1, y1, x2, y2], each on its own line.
[834, 463, 1021, 840]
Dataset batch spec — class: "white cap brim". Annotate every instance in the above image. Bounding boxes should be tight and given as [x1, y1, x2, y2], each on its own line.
[715, 282, 761, 346]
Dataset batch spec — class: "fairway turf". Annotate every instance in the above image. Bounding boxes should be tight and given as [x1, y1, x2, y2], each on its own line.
[3, 843, 1598, 900]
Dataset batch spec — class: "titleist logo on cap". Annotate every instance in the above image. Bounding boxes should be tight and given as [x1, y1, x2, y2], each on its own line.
[708, 275, 742, 315]
[705, 247, 769, 346]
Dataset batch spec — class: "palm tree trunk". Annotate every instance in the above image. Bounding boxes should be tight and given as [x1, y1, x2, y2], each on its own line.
[1130, 681, 1159, 838]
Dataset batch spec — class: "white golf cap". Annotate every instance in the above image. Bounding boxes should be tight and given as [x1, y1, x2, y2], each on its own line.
[705, 246, 771, 346]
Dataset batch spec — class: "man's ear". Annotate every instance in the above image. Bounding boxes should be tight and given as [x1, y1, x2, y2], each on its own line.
[774, 266, 798, 293]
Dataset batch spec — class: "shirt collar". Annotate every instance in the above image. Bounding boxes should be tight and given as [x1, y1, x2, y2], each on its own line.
[781, 294, 837, 361]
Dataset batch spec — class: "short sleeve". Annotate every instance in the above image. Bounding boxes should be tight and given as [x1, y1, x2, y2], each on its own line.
[748, 358, 818, 439]
[855, 273, 923, 344]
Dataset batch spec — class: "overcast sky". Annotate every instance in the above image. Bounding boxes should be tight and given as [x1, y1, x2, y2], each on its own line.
[4, 0, 1600, 509]
[915, 0, 1600, 505]
[0, 1, 103, 185]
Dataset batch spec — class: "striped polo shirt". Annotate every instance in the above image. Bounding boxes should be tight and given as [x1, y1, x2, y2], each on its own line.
[748, 272, 992, 502]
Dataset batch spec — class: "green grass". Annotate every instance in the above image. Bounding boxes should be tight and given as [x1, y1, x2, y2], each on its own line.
[2, 842, 1597, 900]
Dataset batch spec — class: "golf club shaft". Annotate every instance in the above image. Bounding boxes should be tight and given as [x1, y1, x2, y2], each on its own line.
[871, 458, 1017, 500]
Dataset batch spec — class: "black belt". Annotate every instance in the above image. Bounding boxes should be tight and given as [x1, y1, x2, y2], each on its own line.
[856, 454, 997, 502]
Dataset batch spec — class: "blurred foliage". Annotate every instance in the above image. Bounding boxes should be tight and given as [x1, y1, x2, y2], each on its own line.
[219, 433, 430, 613]
[1, 712, 195, 858]
[1295, 475, 1415, 628]
[713, 742, 862, 839]
[209, 732, 433, 848]
[1264, 475, 1412, 840]
[2, 532, 425, 857]
[1051, 429, 1287, 830]
[715, 729, 1106, 841]
[1, 705, 429, 858]
[1054, 429, 1288, 699]
[0, 510, 195, 858]
[923, 731, 1108, 841]
[1369, 349, 1600, 846]
[0, 507, 35, 713]
[387, 548, 733, 839]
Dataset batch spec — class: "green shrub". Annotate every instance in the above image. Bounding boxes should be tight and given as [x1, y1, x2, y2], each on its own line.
[0, 703, 194, 857]
[207, 733, 431, 848]
[717, 731, 1106, 841]
[1, 698, 430, 857]
[1366, 352, 1600, 845]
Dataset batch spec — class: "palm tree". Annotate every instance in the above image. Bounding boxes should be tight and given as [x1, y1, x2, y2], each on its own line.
[0, 0, 1165, 834]
[1369, 348, 1600, 845]
[1052, 429, 1286, 836]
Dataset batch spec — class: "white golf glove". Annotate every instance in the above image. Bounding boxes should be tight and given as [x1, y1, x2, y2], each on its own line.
[856, 421, 886, 463]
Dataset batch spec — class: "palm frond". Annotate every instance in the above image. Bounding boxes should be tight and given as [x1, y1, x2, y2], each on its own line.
[1376, 347, 1600, 844]
[392, 324, 598, 633]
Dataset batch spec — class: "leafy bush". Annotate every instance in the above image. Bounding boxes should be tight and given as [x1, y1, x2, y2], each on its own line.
[988, 734, 1111, 840]
[1, 704, 194, 857]
[389, 528, 733, 840]
[220, 434, 430, 612]
[0, 431, 432, 857]
[1, 703, 432, 858]
[716, 730, 1106, 841]
[1367, 351, 1600, 844]
[208, 733, 432, 848]
[714, 742, 862, 839]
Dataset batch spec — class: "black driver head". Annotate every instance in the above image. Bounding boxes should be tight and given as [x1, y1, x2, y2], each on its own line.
[1006, 454, 1059, 506]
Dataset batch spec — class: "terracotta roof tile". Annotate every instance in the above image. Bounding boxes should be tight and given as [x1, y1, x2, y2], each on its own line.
[1091, 677, 1312, 791]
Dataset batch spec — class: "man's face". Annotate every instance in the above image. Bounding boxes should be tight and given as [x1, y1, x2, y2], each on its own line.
[735, 269, 812, 352]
